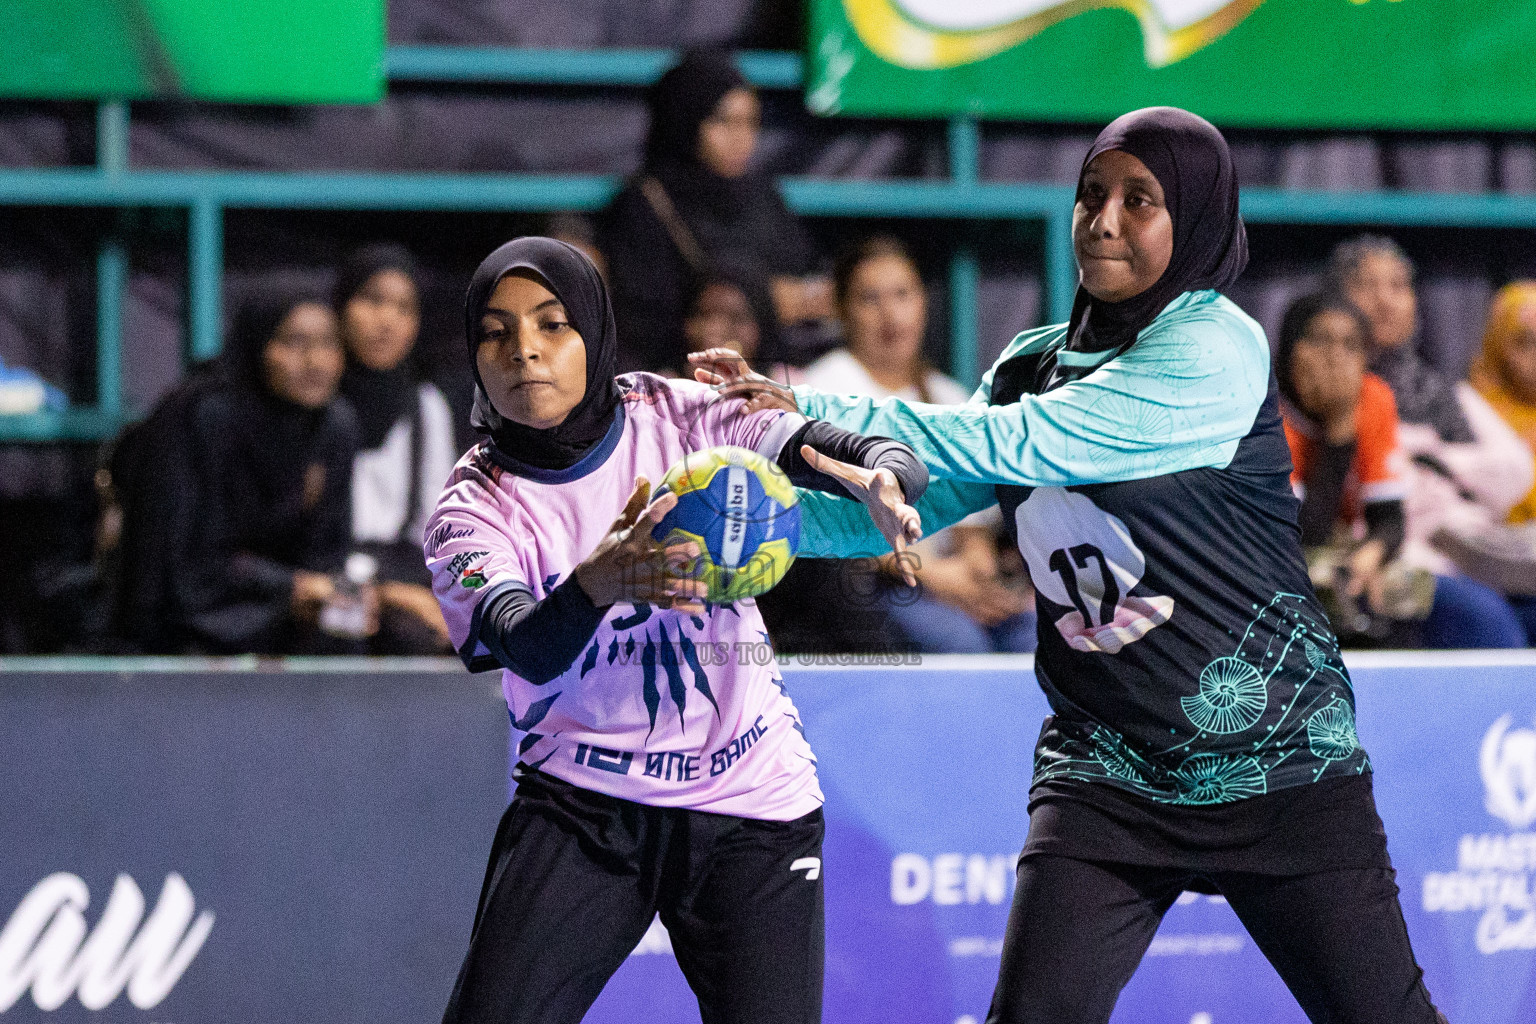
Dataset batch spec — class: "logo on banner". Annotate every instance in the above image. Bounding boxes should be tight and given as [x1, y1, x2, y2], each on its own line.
[1422, 715, 1536, 954]
[1482, 715, 1536, 829]
[0, 872, 215, 1011]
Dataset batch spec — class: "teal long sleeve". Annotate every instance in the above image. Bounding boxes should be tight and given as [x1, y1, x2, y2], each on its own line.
[795, 476, 997, 559]
[795, 291, 1270, 491]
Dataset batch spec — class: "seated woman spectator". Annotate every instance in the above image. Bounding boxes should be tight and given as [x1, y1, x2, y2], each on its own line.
[1277, 290, 1527, 648]
[334, 243, 457, 653]
[1466, 281, 1536, 638]
[802, 236, 1035, 654]
[1472, 282, 1536, 523]
[602, 47, 829, 374]
[544, 212, 607, 282]
[176, 287, 362, 654]
[681, 267, 801, 382]
[1328, 236, 1534, 580]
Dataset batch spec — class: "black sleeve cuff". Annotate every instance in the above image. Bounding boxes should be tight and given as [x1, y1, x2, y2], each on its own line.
[777, 419, 929, 505]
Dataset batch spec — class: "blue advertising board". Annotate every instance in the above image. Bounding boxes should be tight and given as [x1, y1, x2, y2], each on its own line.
[588, 653, 1536, 1024]
[0, 654, 1532, 1022]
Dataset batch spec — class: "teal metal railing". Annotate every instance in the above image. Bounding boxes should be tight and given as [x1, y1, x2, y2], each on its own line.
[5, 47, 1536, 442]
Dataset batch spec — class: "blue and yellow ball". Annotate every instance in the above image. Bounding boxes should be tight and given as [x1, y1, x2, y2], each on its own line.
[651, 445, 800, 602]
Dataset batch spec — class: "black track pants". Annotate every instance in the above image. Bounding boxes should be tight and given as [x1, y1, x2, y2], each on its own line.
[984, 854, 1448, 1024]
[442, 772, 825, 1024]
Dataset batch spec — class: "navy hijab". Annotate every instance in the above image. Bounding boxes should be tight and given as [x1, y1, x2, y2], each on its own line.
[1066, 106, 1249, 354]
[464, 237, 621, 470]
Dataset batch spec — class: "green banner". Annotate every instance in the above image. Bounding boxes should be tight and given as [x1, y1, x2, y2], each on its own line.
[2, 0, 383, 103]
[808, 0, 1536, 129]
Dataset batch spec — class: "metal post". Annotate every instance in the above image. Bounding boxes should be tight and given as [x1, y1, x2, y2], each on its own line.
[947, 115, 979, 185]
[1045, 210, 1077, 325]
[947, 116, 981, 385]
[96, 240, 126, 421]
[948, 248, 979, 388]
[96, 100, 129, 173]
[188, 199, 224, 361]
[93, 100, 130, 429]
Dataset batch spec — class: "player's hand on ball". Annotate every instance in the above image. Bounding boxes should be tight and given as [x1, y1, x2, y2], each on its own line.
[575, 478, 707, 612]
[688, 347, 799, 414]
[799, 445, 923, 586]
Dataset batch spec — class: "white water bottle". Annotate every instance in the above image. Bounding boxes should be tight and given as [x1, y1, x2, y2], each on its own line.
[319, 552, 378, 638]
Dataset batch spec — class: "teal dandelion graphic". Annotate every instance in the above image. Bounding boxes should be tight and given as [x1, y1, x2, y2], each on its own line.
[1303, 637, 1328, 670]
[1173, 753, 1267, 805]
[1306, 700, 1359, 761]
[1181, 656, 1267, 734]
[1084, 392, 1174, 477]
[1091, 727, 1149, 784]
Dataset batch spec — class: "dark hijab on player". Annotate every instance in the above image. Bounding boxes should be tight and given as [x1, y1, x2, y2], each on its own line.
[1066, 106, 1249, 354]
[335, 242, 422, 450]
[465, 236, 621, 471]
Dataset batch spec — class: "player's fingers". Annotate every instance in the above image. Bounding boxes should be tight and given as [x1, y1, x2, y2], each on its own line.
[612, 478, 650, 531]
[636, 490, 678, 533]
[687, 347, 748, 377]
[661, 541, 702, 575]
[716, 377, 784, 403]
[892, 535, 917, 587]
[800, 445, 863, 491]
[693, 367, 726, 386]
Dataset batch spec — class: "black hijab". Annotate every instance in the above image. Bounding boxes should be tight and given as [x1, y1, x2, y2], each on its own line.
[645, 47, 755, 218]
[221, 284, 344, 493]
[465, 237, 621, 471]
[335, 242, 421, 450]
[1066, 106, 1249, 354]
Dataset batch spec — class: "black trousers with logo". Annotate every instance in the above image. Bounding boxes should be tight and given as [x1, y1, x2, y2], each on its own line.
[441, 770, 825, 1024]
[983, 853, 1448, 1024]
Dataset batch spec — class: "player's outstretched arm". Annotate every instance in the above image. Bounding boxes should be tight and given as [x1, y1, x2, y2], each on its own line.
[793, 473, 996, 561]
[693, 309, 1269, 489]
[467, 479, 705, 683]
[796, 446, 923, 584]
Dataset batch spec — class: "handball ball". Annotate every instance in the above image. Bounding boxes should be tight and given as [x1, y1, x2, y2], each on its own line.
[651, 445, 800, 603]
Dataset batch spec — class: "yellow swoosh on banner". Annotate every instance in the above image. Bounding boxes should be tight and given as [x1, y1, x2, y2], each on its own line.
[844, 0, 1265, 69]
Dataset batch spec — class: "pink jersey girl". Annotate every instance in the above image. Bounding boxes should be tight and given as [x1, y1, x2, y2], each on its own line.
[428, 237, 925, 1024]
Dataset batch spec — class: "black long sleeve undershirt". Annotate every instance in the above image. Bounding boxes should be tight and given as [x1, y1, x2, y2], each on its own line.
[1296, 438, 1404, 560]
[467, 418, 929, 679]
[1297, 440, 1354, 547]
[774, 418, 929, 508]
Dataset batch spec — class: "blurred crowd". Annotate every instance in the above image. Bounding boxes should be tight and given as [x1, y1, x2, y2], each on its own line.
[9, 48, 1536, 655]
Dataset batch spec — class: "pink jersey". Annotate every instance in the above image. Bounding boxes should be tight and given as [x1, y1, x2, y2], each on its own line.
[425, 374, 822, 821]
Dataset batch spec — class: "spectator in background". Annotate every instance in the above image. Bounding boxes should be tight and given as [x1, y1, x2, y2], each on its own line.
[1471, 282, 1536, 523]
[1276, 290, 1527, 648]
[802, 236, 1035, 653]
[602, 47, 829, 374]
[175, 287, 362, 654]
[1466, 281, 1536, 639]
[545, 213, 607, 282]
[681, 266, 800, 381]
[1327, 237, 1535, 595]
[335, 244, 456, 653]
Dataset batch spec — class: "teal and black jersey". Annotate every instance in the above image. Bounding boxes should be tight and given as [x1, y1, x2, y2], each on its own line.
[792, 290, 1369, 805]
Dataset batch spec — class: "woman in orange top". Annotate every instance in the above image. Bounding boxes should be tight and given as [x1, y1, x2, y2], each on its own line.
[1278, 290, 1528, 648]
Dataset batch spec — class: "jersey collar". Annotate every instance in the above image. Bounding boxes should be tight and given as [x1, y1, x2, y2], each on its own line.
[484, 403, 628, 484]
